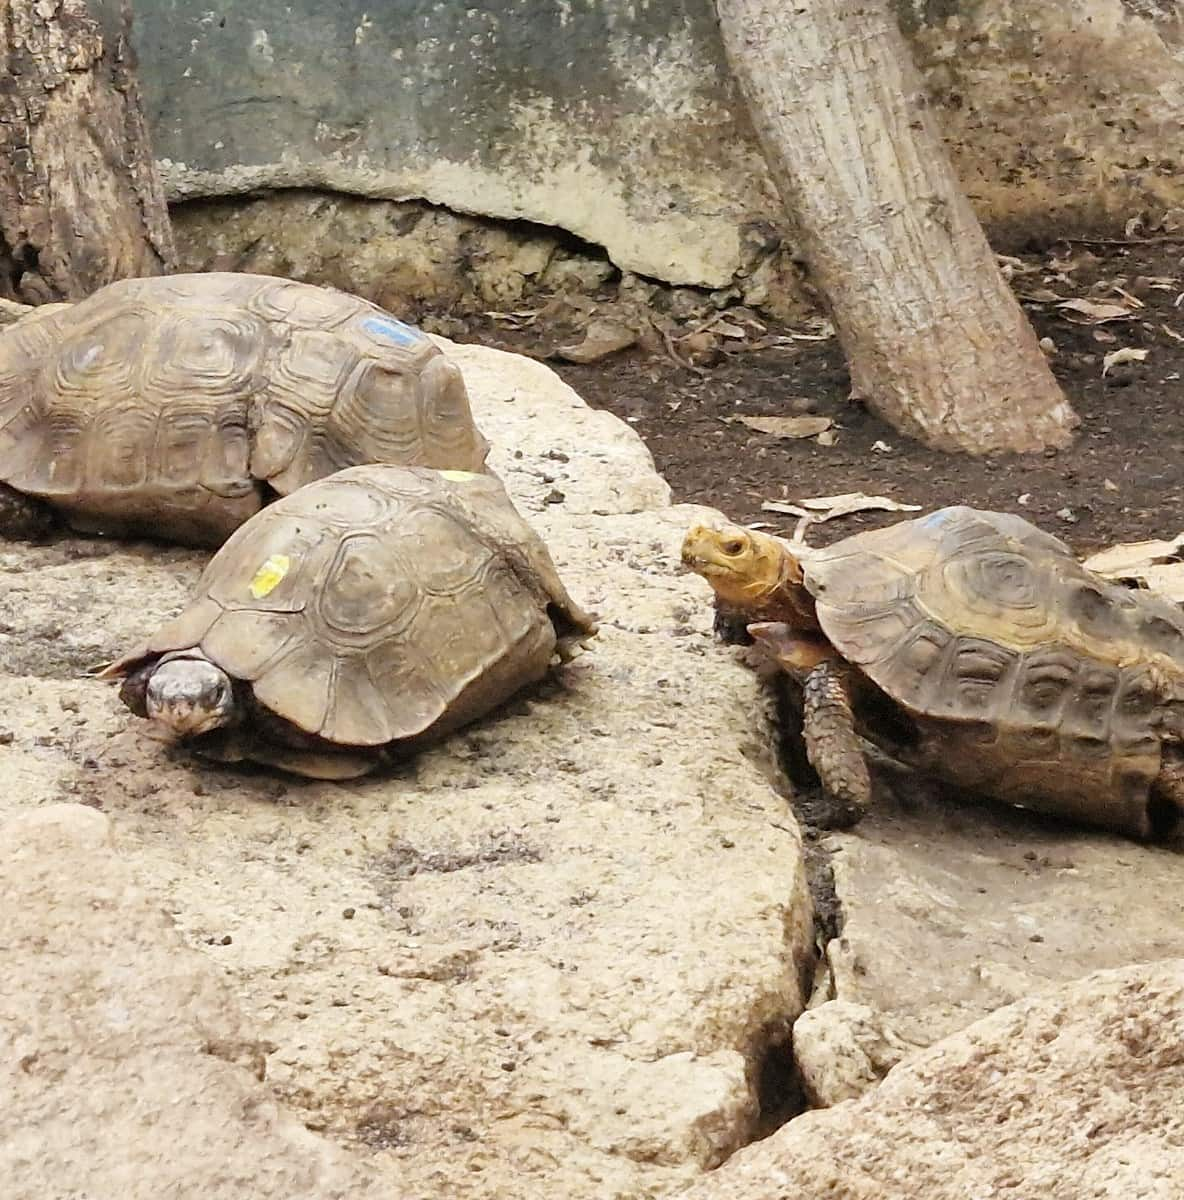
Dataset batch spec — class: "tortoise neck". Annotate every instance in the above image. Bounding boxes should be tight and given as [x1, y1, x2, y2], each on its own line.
[766, 553, 820, 629]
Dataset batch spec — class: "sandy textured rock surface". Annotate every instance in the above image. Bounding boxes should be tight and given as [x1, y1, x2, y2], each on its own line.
[0, 804, 383, 1200]
[437, 336, 672, 517]
[0, 337, 812, 1198]
[795, 790, 1184, 1105]
[679, 958, 1184, 1200]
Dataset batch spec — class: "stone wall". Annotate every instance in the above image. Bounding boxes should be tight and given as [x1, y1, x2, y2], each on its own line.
[133, 0, 1184, 293]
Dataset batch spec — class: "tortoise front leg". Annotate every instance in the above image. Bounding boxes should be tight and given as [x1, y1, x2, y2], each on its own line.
[749, 621, 872, 828]
[0, 482, 53, 540]
[803, 659, 873, 828]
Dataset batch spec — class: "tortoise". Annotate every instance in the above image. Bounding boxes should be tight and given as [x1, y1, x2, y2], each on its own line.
[682, 505, 1184, 840]
[0, 272, 489, 547]
[101, 464, 597, 779]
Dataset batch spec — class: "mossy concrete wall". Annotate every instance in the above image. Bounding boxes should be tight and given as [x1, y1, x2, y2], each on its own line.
[133, 0, 1184, 290]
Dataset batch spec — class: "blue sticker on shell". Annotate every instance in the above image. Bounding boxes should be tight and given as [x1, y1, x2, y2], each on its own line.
[920, 508, 955, 529]
[360, 315, 425, 348]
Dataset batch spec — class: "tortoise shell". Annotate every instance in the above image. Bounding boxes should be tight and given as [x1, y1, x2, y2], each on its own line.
[802, 506, 1184, 831]
[109, 465, 596, 750]
[0, 273, 489, 546]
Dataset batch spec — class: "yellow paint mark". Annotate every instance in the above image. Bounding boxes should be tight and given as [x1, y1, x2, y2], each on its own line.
[440, 469, 479, 482]
[249, 554, 291, 599]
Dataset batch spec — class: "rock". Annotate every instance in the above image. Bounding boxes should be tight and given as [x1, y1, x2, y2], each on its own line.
[0, 338, 814, 1198]
[438, 334, 672, 516]
[172, 191, 620, 318]
[135, 3, 771, 289]
[133, 1, 1184, 299]
[791, 1000, 913, 1107]
[676, 959, 1184, 1200]
[795, 792, 1184, 1103]
[0, 804, 383, 1199]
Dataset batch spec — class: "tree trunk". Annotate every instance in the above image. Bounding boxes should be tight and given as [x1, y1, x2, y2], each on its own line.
[715, 0, 1077, 455]
[0, 0, 174, 303]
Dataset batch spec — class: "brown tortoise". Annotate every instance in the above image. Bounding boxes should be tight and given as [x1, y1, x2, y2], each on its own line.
[0, 273, 489, 546]
[682, 506, 1184, 840]
[102, 465, 597, 779]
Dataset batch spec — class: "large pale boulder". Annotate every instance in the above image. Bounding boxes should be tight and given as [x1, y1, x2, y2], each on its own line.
[0, 336, 813, 1198]
[0, 804, 383, 1199]
[677, 958, 1184, 1200]
[794, 790, 1184, 1106]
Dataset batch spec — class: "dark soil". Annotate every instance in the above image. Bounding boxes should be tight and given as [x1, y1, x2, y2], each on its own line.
[472, 239, 1184, 555]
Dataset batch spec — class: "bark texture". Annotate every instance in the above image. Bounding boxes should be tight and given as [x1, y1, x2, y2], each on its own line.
[715, 0, 1077, 455]
[0, 0, 174, 302]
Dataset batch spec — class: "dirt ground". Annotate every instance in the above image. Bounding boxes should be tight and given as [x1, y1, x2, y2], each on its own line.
[471, 239, 1184, 555]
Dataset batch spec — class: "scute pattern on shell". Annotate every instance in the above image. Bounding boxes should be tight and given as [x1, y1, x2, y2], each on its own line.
[804, 507, 1184, 826]
[0, 273, 489, 546]
[115, 465, 593, 748]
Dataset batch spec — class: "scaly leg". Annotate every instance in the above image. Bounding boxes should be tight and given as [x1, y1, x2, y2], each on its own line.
[803, 659, 873, 828]
[749, 622, 872, 828]
[0, 482, 53, 540]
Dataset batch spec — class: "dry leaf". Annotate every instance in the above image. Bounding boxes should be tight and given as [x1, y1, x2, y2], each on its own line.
[1162, 325, 1184, 343]
[760, 501, 814, 517]
[815, 429, 838, 447]
[1101, 347, 1149, 376]
[785, 319, 836, 342]
[798, 492, 923, 515]
[761, 492, 922, 522]
[736, 415, 833, 440]
[555, 319, 638, 364]
[995, 254, 1038, 279]
[1131, 563, 1184, 602]
[1018, 288, 1067, 304]
[1056, 298, 1137, 324]
[1084, 534, 1184, 603]
[1110, 285, 1145, 309]
[1083, 533, 1184, 578]
[483, 308, 542, 329]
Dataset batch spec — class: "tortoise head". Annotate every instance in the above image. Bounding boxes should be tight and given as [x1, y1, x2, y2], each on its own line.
[681, 522, 813, 621]
[145, 657, 237, 737]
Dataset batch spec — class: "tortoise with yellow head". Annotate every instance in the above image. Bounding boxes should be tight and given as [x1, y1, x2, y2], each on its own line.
[102, 464, 596, 778]
[682, 506, 1184, 840]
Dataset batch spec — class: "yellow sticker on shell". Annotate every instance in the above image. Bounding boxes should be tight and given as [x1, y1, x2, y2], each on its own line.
[439, 469, 480, 482]
[249, 554, 291, 598]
